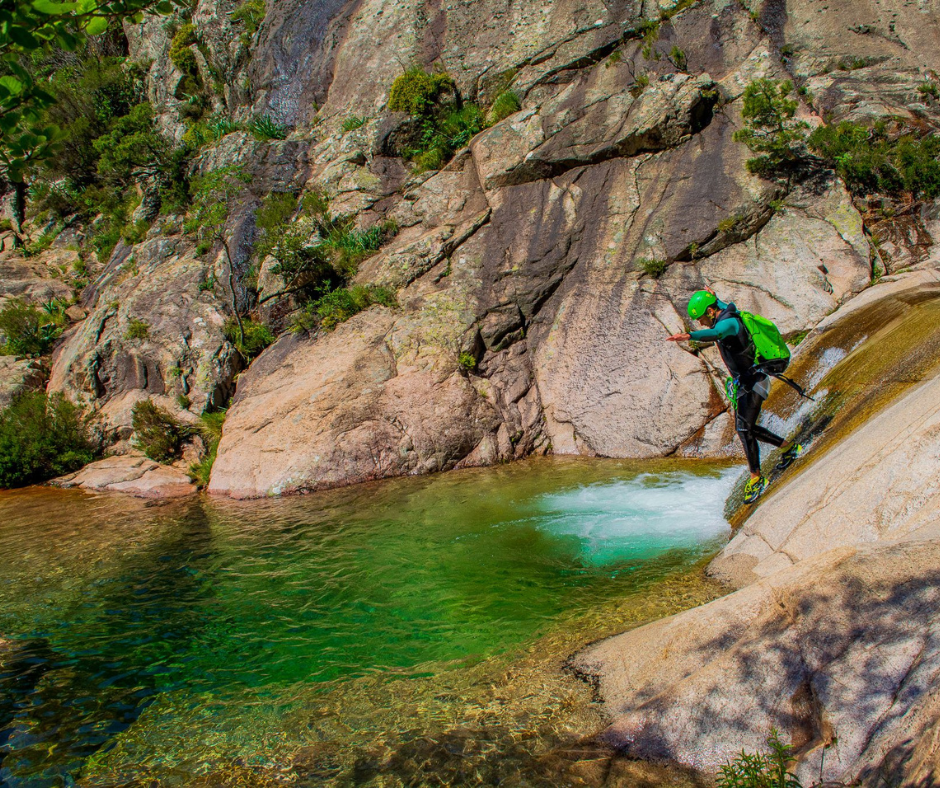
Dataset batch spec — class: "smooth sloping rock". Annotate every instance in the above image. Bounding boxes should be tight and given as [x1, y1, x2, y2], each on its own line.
[0, 251, 74, 305]
[710, 367, 940, 588]
[573, 538, 940, 788]
[208, 308, 501, 498]
[53, 454, 197, 498]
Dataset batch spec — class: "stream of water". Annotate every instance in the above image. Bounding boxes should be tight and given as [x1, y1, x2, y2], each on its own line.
[0, 458, 739, 787]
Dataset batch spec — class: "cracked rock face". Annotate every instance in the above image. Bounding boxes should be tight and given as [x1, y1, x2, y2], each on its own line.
[48, 237, 240, 437]
[204, 0, 882, 497]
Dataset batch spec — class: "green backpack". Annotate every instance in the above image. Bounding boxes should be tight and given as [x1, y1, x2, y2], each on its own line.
[740, 311, 790, 364]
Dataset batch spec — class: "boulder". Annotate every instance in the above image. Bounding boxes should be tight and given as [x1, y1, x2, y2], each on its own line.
[0, 357, 45, 409]
[53, 454, 197, 498]
[207, 307, 501, 498]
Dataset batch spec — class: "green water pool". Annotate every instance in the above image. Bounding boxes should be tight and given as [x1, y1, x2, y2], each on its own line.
[0, 457, 739, 787]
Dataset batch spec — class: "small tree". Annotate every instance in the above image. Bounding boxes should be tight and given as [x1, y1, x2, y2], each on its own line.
[184, 165, 252, 349]
[0, 0, 184, 243]
[733, 79, 809, 177]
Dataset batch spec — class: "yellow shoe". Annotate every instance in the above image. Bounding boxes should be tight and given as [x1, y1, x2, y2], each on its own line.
[743, 476, 768, 504]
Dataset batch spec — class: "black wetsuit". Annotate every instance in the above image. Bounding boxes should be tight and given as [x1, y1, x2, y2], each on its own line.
[692, 302, 787, 475]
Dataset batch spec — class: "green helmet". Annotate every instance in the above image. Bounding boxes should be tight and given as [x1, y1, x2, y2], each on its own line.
[687, 290, 717, 320]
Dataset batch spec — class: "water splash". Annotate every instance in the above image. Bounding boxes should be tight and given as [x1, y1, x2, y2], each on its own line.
[533, 467, 738, 566]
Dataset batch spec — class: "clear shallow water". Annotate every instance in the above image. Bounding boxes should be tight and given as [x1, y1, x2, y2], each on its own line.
[0, 458, 738, 787]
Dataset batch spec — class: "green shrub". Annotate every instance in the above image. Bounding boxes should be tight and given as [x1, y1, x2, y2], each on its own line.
[668, 45, 687, 71]
[223, 317, 274, 358]
[122, 218, 150, 245]
[388, 68, 455, 116]
[231, 0, 265, 37]
[732, 79, 809, 177]
[188, 409, 226, 487]
[322, 218, 398, 275]
[458, 351, 477, 371]
[631, 73, 650, 97]
[125, 318, 150, 340]
[293, 284, 396, 331]
[405, 104, 484, 172]
[182, 115, 241, 148]
[132, 400, 190, 462]
[0, 392, 97, 488]
[919, 81, 940, 100]
[487, 90, 521, 125]
[169, 23, 198, 75]
[637, 257, 668, 277]
[808, 120, 940, 198]
[248, 115, 287, 141]
[0, 299, 66, 357]
[716, 729, 802, 788]
[341, 115, 367, 132]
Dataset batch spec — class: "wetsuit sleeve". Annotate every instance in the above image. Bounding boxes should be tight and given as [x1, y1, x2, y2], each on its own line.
[688, 318, 741, 342]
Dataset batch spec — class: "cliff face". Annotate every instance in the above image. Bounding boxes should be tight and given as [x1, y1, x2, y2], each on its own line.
[5, 0, 933, 496]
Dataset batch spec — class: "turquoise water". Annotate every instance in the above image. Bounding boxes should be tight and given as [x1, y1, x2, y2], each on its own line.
[0, 458, 737, 787]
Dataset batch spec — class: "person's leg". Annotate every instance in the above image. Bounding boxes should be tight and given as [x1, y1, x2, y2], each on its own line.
[735, 390, 763, 477]
[753, 423, 786, 448]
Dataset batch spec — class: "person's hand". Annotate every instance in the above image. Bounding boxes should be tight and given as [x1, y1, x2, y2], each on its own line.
[703, 285, 715, 295]
[666, 333, 691, 342]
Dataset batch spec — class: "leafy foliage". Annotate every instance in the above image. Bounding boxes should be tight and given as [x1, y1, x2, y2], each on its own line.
[0, 0, 183, 234]
[732, 79, 809, 177]
[0, 298, 66, 356]
[294, 284, 397, 331]
[185, 164, 253, 348]
[808, 120, 940, 198]
[132, 399, 189, 462]
[637, 257, 668, 278]
[188, 409, 226, 486]
[248, 114, 287, 140]
[94, 102, 171, 184]
[223, 316, 273, 358]
[0, 392, 96, 488]
[230, 0, 264, 39]
[125, 317, 149, 339]
[182, 113, 240, 148]
[340, 115, 367, 132]
[486, 90, 520, 125]
[458, 351, 477, 371]
[388, 68, 455, 115]
[168, 22, 197, 74]
[716, 730, 802, 788]
[254, 190, 396, 306]
[407, 104, 484, 172]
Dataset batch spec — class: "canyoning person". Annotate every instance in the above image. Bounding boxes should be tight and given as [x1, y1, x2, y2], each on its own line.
[666, 289, 803, 504]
